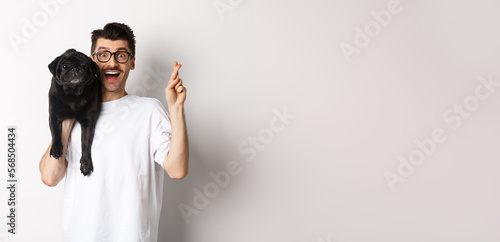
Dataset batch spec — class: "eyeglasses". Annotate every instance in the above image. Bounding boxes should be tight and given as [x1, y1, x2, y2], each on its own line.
[92, 50, 134, 63]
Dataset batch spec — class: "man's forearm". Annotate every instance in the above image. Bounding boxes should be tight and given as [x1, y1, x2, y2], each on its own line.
[163, 105, 189, 179]
[39, 119, 74, 186]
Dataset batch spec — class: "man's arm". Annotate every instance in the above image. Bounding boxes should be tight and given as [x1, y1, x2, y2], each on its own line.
[163, 105, 189, 179]
[39, 119, 75, 186]
[163, 61, 188, 180]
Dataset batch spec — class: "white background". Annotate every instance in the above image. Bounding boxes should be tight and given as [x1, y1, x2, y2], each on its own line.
[2, 0, 500, 241]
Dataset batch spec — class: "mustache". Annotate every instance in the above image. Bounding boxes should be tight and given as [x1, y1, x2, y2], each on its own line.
[102, 68, 123, 73]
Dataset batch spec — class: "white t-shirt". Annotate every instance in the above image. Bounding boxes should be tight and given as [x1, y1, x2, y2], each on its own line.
[63, 94, 172, 242]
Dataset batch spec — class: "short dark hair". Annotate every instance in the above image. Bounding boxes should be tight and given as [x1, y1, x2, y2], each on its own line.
[91, 22, 136, 56]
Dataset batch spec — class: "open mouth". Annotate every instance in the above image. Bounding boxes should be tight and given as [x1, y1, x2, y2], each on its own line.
[104, 71, 121, 82]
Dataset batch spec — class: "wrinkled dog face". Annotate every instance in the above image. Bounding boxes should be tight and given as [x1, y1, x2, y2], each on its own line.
[48, 49, 99, 95]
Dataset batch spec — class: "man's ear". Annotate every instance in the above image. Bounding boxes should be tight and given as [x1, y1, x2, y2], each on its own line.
[130, 57, 135, 70]
[48, 55, 61, 76]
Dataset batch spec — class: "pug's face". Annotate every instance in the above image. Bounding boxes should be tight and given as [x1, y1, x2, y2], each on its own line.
[48, 49, 99, 95]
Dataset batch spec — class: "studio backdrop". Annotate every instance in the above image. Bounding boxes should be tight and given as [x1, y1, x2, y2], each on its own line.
[2, 0, 500, 241]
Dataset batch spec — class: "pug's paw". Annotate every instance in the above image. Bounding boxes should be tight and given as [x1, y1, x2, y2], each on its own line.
[50, 142, 63, 159]
[80, 156, 94, 176]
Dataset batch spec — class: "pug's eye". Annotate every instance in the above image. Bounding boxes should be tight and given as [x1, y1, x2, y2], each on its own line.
[62, 65, 67, 69]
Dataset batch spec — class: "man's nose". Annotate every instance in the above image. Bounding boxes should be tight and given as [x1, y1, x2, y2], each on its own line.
[105, 56, 120, 69]
[108, 55, 119, 65]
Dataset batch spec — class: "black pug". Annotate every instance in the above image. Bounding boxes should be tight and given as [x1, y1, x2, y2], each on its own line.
[48, 48, 102, 176]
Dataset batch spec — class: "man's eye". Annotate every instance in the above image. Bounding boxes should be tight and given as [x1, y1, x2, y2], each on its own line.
[118, 53, 125, 58]
[99, 53, 107, 57]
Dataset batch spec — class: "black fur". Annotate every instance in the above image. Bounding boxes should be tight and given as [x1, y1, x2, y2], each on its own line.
[48, 49, 102, 176]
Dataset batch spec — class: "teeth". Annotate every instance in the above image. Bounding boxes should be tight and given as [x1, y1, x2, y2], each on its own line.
[105, 71, 119, 75]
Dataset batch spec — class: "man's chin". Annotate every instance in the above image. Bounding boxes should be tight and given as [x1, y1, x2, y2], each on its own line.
[103, 81, 123, 93]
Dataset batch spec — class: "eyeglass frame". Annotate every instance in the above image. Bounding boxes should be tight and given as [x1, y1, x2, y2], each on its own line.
[91, 50, 134, 63]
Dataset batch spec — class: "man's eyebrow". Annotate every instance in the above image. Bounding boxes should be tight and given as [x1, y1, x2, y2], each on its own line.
[96, 47, 130, 52]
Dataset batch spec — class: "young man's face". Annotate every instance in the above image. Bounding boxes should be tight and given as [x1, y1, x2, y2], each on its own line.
[91, 38, 135, 95]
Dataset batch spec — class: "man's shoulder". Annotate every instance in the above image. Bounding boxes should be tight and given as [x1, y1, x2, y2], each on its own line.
[128, 94, 164, 107]
[127, 94, 168, 115]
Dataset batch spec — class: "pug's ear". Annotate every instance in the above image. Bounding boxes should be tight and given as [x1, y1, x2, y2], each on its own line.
[48, 55, 61, 76]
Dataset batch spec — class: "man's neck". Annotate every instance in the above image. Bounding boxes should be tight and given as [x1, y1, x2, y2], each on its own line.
[102, 90, 128, 102]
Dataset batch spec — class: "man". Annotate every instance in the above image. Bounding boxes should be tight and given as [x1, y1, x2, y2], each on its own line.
[39, 22, 188, 242]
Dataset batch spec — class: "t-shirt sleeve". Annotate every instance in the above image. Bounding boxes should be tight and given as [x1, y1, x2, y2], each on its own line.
[152, 102, 172, 169]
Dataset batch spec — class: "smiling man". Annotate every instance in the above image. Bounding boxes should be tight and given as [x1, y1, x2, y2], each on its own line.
[91, 37, 135, 101]
[39, 22, 189, 242]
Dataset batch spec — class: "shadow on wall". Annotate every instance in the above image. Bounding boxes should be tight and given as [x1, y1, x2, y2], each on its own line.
[158, 121, 242, 241]
[134, 52, 242, 241]
[158, 148, 206, 242]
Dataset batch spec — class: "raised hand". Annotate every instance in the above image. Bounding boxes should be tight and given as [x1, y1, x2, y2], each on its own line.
[165, 61, 186, 108]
